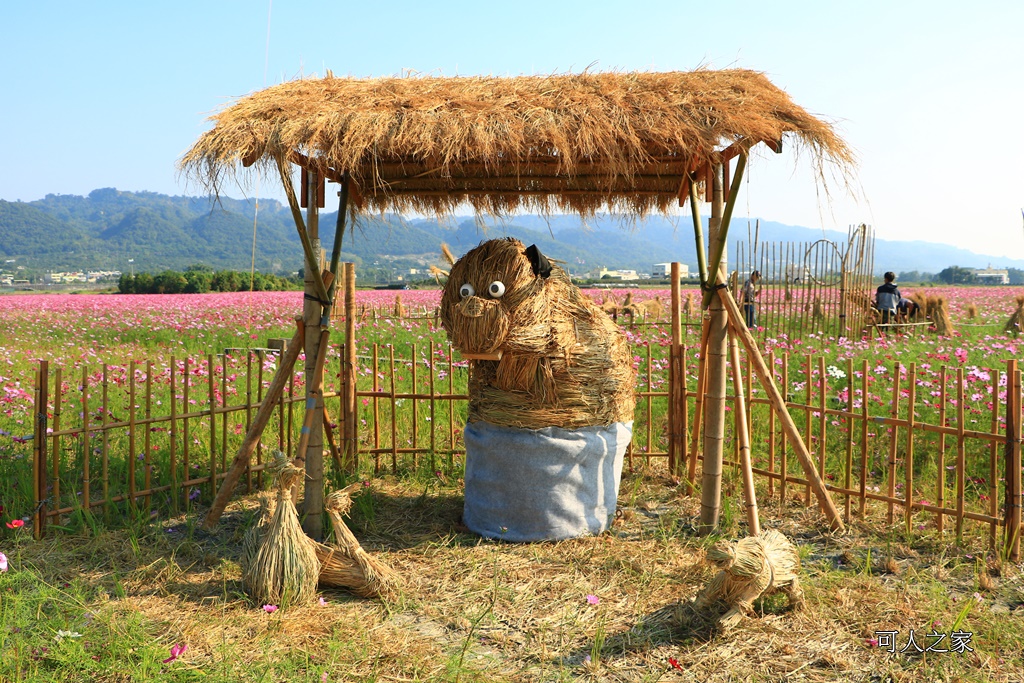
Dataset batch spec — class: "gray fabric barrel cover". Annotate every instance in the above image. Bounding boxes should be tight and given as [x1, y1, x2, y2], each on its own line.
[463, 420, 633, 542]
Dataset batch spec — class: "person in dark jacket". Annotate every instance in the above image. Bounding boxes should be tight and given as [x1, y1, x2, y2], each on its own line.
[875, 272, 901, 328]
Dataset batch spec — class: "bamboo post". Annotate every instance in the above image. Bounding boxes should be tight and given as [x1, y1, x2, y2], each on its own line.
[102, 365, 110, 514]
[372, 344, 381, 472]
[33, 361, 49, 539]
[904, 363, 917, 535]
[411, 343, 419, 469]
[804, 354, 813, 506]
[859, 359, 869, 517]
[728, 325, 761, 535]
[886, 363, 902, 526]
[699, 163, 728, 534]
[767, 350, 776, 498]
[202, 320, 304, 529]
[343, 263, 358, 471]
[301, 167, 326, 541]
[989, 367, 1000, 549]
[716, 287, 845, 532]
[81, 366, 90, 516]
[129, 361, 137, 509]
[322, 404, 344, 472]
[170, 357, 178, 514]
[686, 314, 711, 495]
[668, 262, 685, 476]
[145, 360, 153, 512]
[389, 345, 398, 474]
[956, 367, 966, 544]
[292, 328, 332, 497]
[844, 357, 854, 524]
[207, 354, 216, 502]
[936, 366, 947, 533]
[1005, 360, 1022, 562]
[245, 352, 253, 493]
[183, 358, 191, 506]
[781, 355, 789, 504]
[50, 369, 62, 523]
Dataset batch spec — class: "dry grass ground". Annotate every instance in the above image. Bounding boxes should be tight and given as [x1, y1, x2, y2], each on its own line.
[5, 468, 1023, 682]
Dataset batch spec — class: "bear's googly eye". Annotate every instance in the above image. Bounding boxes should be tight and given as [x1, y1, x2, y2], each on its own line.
[487, 281, 506, 298]
[459, 283, 475, 298]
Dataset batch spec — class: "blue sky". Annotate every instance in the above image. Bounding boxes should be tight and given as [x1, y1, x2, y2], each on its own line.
[2, 1, 1022, 260]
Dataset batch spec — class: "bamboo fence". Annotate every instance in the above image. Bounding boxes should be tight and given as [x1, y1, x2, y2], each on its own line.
[26, 338, 1022, 559]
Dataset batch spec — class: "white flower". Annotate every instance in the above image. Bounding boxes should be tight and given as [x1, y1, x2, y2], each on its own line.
[826, 365, 846, 380]
[54, 630, 82, 642]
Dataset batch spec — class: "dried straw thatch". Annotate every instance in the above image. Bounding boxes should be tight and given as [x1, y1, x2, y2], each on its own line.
[440, 238, 634, 429]
[179, 69, 853, 217]
[932, 296, 955, 336]
[314, 485, 399, 599]
[692, 529, 803, 628]
[243, 453, 320, 608]
[1005, 296, 1024, 336]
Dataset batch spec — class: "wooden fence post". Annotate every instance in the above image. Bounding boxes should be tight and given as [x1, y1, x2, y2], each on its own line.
[668, 262, 685, 477]
[343, 262, 358, 471]
[33, 361, 49, 539]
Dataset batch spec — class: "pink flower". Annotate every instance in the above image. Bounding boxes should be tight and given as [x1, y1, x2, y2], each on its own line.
[586, 594, 599, 605]
[6, 520, 25, 529]
[668, 657, 683, 671]
[0, 551, 8, 572]
[866, 638, 879, 647]
[162, 643, 188, 663]
[318, 597, 328, 606]
[262, 604, 278, 613]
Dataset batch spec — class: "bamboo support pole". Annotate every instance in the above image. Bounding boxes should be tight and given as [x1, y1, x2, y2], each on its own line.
[716, 287, 845, 532]
[207, 355, 216, 502]
[129, 361, 137, 509]
[859, 360, 868, 517]
[102, 365, 110, 514]
[767, 350, 776, 498]
[989, 367, 999, 549]
[645, 345, 653, 467]
[804, 355, 813, 506]
[183, 358, 191, 505]
[33, 362, 49, 539]
[146, 360, 153, 512]
[699, 163, 727, 533]
[373, 344, 381, 472]
[728, 325, 760, 535]
[202, 320, 304, 529]
[429, 345, 436, 472]
[844, 357, 854, 523]
[275, 155, 331, 305]
[411, 343, 419, 469]
[244, 353, 253, 493]
[389, 344, 398, 474]
[818, 356, 828, 498]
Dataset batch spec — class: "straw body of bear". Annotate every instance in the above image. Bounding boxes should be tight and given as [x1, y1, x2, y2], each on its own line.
[440, 238, 634, 429]
[693, 529, 803, 628]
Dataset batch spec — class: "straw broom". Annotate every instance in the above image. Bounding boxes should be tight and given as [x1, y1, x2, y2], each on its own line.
[1004, 296, 1024, 336]
[314, 484, 399, 598]
[243, 452, 320, 608]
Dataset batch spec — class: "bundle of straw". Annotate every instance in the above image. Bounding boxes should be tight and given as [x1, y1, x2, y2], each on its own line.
[967, 303, 978, 320]
[811, 297, 825, 322]
[932, 296, 955, 336]
[682, 293, 696, 318]
[393, 294, 405, 318]
[1004, 296, 1024, 336]
[241, 491, 275, 574]
[242, 453, 320, 608]
[314, 484, 399, 599]
[694, 530, 802, 628]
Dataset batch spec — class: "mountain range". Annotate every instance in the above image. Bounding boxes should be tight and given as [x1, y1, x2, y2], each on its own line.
[2, 188, 1023, 279]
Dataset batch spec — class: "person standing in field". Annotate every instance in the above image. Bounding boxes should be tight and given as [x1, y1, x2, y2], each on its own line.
[742, 270, 761, 328]
[875, 271, 901, 328]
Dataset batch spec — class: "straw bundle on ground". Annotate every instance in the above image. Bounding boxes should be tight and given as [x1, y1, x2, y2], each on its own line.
[692, 529, 803, 628]
[683, 293, 696, 318]
[1004, 296, 1024, 336]
[967, 302, 979, 320]
[241, 492, 275, 574]
[811, 297, 825, 323]
[314, 485, 399, 599]
[910, 291, 929, 319]
[242, 453, 320, 608]
[933, 296, 955, 336]
[440, 238, 634, 429]
[393, 294, 405, 318]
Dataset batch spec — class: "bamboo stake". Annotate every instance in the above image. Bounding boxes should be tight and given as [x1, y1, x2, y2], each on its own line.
[716, 287, 845, 532]
[859, 359, 868, 518]
[202, 320, 304, 529]
[886, 363, 901, 526]
[728, 325, 761, 535]
[767, 350, 776, 498]
[905, 362, 917, 535]
[686, 313, 711, 495]
[373, 343, 381, 473]
[322, 404, 343, 472]
[844, 357, 854, 524]
[669, 262, 684, 476]
[145, 360, 153, 512]
[1004, 360, 1022, 562]
[937, 366, 947, 533]
[781, 354, 789, 505]
[34, 362, 49, 539]
[390, 344, 398, 474]
[343, 263, 358, 471]
[818, 356, 828, 497]
[129, 361, 137, 509]
[805, 354, 813, 506]
[429, 344, 436, 472]
[245, 352, 253, 493]
[645, 344, 653, 468]
[987, 365, 998, 549]
[170, 357, 178, 514]
[411, 343, 419, 469]
[82, 366, 90, 516]
[208, 355, 216, 502]
[102, 365, 110, 513]
[183, 358, 191, 506]
[956, 367, 966, 544]
[274, 155, 331, 305]
[51, 369, 63, 521]
[292, 328, 332, 469]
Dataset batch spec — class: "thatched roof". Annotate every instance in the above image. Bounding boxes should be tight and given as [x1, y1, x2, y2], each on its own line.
[180, 69, 853, 216]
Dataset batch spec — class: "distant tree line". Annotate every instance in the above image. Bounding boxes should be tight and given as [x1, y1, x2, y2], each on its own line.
[899, 267, 1024, 286]
[117, 264, 300, 294]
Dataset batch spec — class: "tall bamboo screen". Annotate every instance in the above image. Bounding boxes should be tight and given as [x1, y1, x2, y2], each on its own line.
[734, 224, 875, 339]
[24, 340, 1023, 560]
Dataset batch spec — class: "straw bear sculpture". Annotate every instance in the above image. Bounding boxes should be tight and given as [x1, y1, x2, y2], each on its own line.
[439, 238, 635, 541]
[692, 529, 803, 628]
